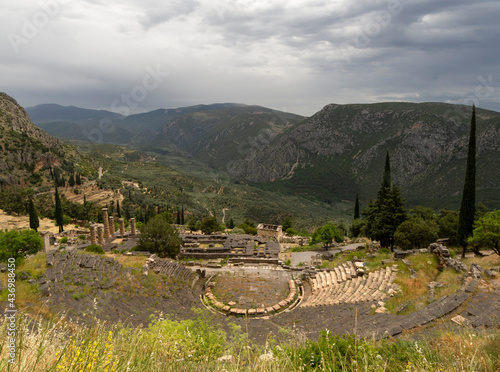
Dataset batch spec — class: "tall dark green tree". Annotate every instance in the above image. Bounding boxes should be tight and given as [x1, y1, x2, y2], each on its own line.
[380, 151, 392, 199]
[28, 198, 39, 232]
[181, 205, 185, 225]
[354, 194, 360, 220]
[68, 173, 75, 187]
[363, 151, 406, 249]
[54, 186, 64, 233]
[176, 207, 181, 225]
[116, 200, 121, 218]
[458, 105, 477, 258]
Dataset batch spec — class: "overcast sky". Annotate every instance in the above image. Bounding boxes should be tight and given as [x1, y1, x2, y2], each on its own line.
[1, 0, 499, 116]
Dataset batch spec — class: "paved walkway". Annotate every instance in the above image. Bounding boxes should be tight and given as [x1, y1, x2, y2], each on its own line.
[290, 243, 363, 266]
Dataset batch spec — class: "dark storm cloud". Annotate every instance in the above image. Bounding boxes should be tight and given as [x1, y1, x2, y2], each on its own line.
[0, 0, 498, 116]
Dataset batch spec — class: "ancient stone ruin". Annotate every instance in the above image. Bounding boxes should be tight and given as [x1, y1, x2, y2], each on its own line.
[178, 234, 282, 262]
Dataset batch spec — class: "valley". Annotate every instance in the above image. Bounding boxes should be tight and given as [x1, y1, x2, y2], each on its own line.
[1, 92, 500, 371]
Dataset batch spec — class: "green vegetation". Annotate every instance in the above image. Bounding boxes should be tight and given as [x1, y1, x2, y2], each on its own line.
[136, 215, 181, 258]
[199, 216, 223, 234]
[237, 219, 257, 235]
[1, 311, 499, 371]
[0, 229, 43, 263]
[458, 105, 477, 257]
[363, 152, 407, 248]
[354, 194, 360, 220]
[85, 244, 105, 255]
[310, 223, 344, 248]
[468, 210, 500, 256]
[394, 217, 439, 250]
[231, 227, 246, 234]
[54, 186, 64, 233]
[28, 198, 39, 231]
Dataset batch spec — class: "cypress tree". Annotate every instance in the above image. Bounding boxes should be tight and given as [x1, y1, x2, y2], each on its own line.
[54, 186, 64, 233]
[458, 105, 477, 258]
[116, 200, 121, 218]
[68, 173, 75, 187]
[181, 205, 185, 225]
[379, 150, 392, 199]
[354, 194, 360, 220]
[28, 198, 39, 232]
[362, 150, 406, 249]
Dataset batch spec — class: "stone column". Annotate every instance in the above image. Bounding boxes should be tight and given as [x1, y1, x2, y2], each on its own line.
[119, 218, 125, 237]
[90, 225, 97, 245]
[102, 208, 110, 241]
[109, 216, 115, 238]
[40, 232, 51, 252]
[97, 226, 104, 245]
[130, 218, 136, 237]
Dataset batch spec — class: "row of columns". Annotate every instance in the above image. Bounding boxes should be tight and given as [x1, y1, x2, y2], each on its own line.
[89, 208, 137, 245]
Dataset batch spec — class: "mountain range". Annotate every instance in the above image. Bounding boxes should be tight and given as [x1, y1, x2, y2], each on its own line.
[26, 101, 500, 211]
[0, 94, 95, 187]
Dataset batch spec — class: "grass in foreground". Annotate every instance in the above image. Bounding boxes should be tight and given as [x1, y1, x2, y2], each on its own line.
[1, 309, 500, 372]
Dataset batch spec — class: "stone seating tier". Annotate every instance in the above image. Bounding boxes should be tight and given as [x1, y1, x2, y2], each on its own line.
[302, 262, 398, 307]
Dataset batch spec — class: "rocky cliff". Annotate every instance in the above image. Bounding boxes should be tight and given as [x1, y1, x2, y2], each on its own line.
[227, 102, 500, 209]
[0, 93, 95, 186]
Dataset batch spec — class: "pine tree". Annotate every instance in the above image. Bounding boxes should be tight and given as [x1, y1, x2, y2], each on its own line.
[458, 105, 477, 258]
[354, 194, 360, 220]
[54, 186, 64, 233]
[28, 198, 39, 232]
[362, 151, 406, 249]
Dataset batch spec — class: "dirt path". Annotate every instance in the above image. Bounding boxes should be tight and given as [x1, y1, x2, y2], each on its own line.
[0, 209, 60, 233]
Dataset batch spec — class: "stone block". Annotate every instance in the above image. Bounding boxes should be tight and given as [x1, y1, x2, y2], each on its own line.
[393, 250, 409, 260]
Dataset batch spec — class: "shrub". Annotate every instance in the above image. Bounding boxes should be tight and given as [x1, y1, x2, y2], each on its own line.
[0, 229, 44, 263]
[231, 227, 245, 235]
[136, 216, 181, 258]
[199, 216, 222, 235]
[85, 244, 105, 254]
[60, 237, 68, 244]
[394, 218, 439, 250]
[311, 223, 344, 247]
[237, 223, 257, 235]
